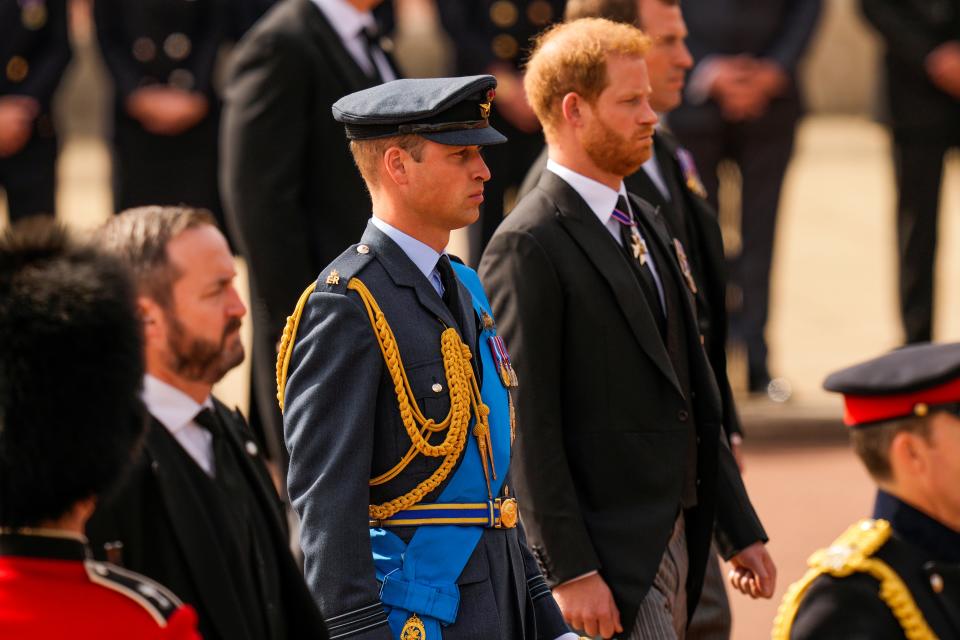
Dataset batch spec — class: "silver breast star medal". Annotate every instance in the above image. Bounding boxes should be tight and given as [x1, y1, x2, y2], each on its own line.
[630, 228, 649, 266]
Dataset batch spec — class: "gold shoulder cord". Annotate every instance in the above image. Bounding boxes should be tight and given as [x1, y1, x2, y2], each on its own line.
[771, 519, 937, 640]
[274, 277, 496, 521]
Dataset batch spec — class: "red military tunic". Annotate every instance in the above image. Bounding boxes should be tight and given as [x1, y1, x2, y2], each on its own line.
[0, 530, 199, 639]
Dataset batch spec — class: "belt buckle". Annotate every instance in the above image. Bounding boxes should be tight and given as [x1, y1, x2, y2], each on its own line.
[494, 498, 518, 529]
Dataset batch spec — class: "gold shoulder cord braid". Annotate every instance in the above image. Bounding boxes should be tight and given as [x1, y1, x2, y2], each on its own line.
[276, 278, 496, 521]
[771, 519, 937, 640]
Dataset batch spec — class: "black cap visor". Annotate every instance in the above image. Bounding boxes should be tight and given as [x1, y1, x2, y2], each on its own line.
[422, 125, 507, 146]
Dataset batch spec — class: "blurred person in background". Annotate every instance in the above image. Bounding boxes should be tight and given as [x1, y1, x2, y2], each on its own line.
[0, 0, 71, 222]
[860, 0, 960, 346]
[773, 342, 960, 639]
[94, 0, 227, 230]
[436, 0, 565, 263]
[220, 0, 397, 470]
[0, 219, 199, 639]
[667, 0, 822, 395]
[87, 207, 328, 640]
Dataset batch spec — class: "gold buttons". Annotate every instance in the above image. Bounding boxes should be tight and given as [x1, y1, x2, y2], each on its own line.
[163, 33, 192, 61]
[132, 37, 156, 63]
[357, 244, 370, 255]
[930, 573, 944, 594]
[527, 0, 554, 26]
[489, 1, 518, 28]
[6, 56, 28, 83]
[915, 402, 929, 417]
[432, 383, 443, 393]
[168, 68, 195, 90]
[21, 2, 48, 30]
[491, 34, 519, 61]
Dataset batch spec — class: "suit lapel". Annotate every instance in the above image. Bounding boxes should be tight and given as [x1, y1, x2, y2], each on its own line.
[538, 171, 681, 393]
[300, 0, 379, 93]
[144, 419, 252, 640]
[360, 223, 460, 331]
[212, 401, 288, 538]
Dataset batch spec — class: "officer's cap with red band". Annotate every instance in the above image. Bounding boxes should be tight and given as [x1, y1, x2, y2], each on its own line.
[823, 342, 960, 427]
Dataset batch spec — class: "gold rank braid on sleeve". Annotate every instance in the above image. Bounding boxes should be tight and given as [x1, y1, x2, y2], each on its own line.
[771, 519, 937, 640]
[274, 276, 496, 522]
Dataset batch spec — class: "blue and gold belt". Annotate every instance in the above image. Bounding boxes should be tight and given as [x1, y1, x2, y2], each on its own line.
[369, 497, 518, 529]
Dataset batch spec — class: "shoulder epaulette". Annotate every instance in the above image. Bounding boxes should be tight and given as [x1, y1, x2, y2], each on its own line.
[276, 244, 377, 412]
[84, 560, 183, 627]
[772, 519, 936, 640]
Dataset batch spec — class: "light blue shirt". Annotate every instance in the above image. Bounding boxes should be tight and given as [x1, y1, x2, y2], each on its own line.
[370, 216, 446, 297]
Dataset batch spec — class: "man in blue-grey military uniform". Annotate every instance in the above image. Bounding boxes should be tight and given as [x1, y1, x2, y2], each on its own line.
[278, 75, 573, 639]
[773, 342, 960, 639]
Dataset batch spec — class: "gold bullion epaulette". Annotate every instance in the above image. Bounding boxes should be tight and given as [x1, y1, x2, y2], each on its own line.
[276, 243, 376, 412]
[771, 518, 936, 640]
[84, 560, 184, 627]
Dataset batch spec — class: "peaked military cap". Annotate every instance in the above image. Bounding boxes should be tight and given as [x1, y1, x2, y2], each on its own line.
[824, 342, 960, 427]
[332, 75, 508, 146]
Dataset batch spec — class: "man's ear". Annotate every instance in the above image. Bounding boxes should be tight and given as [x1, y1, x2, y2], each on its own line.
[561, 92, 586, 127]
[889, 430, 929, 479]
[383, 147, 410, 186]
[138, 296, 164, 341]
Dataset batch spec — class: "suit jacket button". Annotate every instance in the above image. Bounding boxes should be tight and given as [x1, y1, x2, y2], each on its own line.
[678, 410, 689, 422]
[245, 441, 259, 456]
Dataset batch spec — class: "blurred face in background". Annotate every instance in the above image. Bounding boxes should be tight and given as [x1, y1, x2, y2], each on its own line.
[638, 0, 694, 112]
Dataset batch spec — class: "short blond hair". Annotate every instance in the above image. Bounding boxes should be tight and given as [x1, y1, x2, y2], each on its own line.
[349, 135, 425, 187]
[524, 18, 651, 136]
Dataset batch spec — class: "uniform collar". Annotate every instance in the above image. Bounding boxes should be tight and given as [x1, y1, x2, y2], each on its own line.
[142, 374, 214, 436]
[369, 216, 445, 282]
[0, 529, 89, 561]
[874, 490, 960, 562]
[546, 159, 629, 225]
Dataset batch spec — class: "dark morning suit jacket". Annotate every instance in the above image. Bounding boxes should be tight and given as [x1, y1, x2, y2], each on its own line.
[478, 171, 767, 631]
[625, 131, 742, 440]
[221, 0, 396, 468]
[283, 224, 569, 639]
[86, 398, 327, 640]
[860, 0, 960, 137]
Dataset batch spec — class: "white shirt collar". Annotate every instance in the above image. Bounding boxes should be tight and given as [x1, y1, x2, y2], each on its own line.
[310, 0, 376, 44]
[142, 374, 213, 435]
[546, 159, 630, 225]
[370, 216, 444, 282]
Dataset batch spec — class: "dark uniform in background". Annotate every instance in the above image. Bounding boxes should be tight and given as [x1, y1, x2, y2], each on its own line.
[773, 343, 960, 639]
[0, 0, 70, 221]
[860, 0, 960, 345]
[667, 0, 822, 391]
[436, 0, 564, 263]
[94, 0, 225, 223]
[220, 0, 396, 469]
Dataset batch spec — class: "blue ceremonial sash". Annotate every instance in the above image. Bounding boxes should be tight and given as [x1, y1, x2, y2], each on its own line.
[370, 263, 512, 639]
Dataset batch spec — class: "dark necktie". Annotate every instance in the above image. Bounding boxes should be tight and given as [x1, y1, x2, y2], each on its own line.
[613, 196, 665, 325]
[360, 25, 385, 83]
[435, 254, 462, 320]
[194, 408, 242, 491]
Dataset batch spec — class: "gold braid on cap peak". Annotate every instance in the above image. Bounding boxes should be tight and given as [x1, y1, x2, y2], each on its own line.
[275, 276, 495, 521]
[771, 519, 936, 640]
